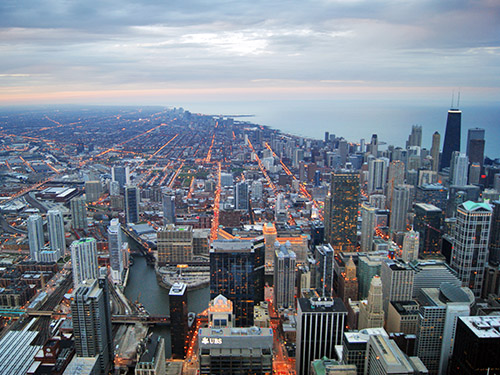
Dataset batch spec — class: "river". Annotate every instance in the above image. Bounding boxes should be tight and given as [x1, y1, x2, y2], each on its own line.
[124, 255, 209, 358]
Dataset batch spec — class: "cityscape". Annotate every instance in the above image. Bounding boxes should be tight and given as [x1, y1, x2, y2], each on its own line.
[0, 104, 498, 375]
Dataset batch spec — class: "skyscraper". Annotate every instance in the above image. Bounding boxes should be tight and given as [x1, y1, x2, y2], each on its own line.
[162, 192, 175, 225]
[47, 209, 66, 258]
[210, 239, 264, 327]
[169, 282, 188, 359]
[157, 224, 193, 265]
[451, 201, 492, 297]
[112, 165, 130, 192]
[430, 131, 440, 172]
[380, 259, 414, 316]
[71, 278, 113, 374]
[402, 230, 419, 262]
[71, 237, 98, 288]
[85, 180, 102, 203]
[368, 158, 387, 195]
[273, 244, 296, 310]
[324, 171, 359, 251]
[296, 297, 347, 375]
[413, 203, 442, 257]
[27, 214, 44, 261]
[406, 125, 422, 148]
[358, 275, 384, 330]
[361, 202, 377, 252]
[234, 181, 249, 210]
[314, 244, 335, 297]
[489, 200, 500, 264]
[125, 184, 139, 223]
[387, 160, 405, 209]
[450, 152, 469, 186]
[390, 185, 411, 234]
[440, 108, 462, 171]
[466, 127, 485, 167]
[70, 196, 88, 230]
[107, 218, 124, 284]
[338, 257, 358, 305]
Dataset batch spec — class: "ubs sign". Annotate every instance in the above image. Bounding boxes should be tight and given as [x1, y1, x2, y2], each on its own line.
[201, 337, 223, 345]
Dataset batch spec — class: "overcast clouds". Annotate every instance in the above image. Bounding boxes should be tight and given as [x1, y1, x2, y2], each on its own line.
[1, 0, 499, 104]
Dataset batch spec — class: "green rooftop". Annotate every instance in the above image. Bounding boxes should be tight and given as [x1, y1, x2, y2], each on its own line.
[462, 201, 492, 212]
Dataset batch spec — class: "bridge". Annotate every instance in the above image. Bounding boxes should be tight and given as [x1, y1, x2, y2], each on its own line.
[122, 228, 156, 264]
[111, 314, 170, 326]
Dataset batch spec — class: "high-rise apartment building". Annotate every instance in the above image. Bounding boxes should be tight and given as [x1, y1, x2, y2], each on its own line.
[125, 184, 140, 223]
[157, 224, 193, 265]
[441, 108, 462, 171]
[27, 214, 44, 261]
[71, 278, 113, 374]
[107, 218, 124, 284]
[71, 237, 98, 288]
[415, 283, 473, 375]
[380, 260, 414, 316]
[296, 297, 347, 375]
[70, 196, 88, 230]
[169, 282, 188, 359]
[451, 201, 492, 297]
[413, 203, 442, 257]
[162, 192, 176, 225]
[358, 275, 384, 330]
[368, 159, 387, 195]
[209, 239, 264, 327]
[274, 244, 296, 310]
[430, 131, 440, 172]
[85, 180, 102, 203]
[47, 209, 66, 258]
[324, 171, 359, 251]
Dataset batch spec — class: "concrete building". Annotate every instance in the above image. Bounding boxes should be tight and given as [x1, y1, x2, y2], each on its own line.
[358, 276, 384, 330]
[338, 257, 358, 305]
[70, 196, 88, 230]
[430, 131, 440, 172]
[401, 230, 419, 262]
[342, 328, 388, 375]
[47, 209, 66, 258]
[357, 253, 385, 299]
[360, 203, 377, 252]
[368, 159, 387, 195]
[27, 214, 44, 261]
[390, 185, 411, 234]
[380, 260, 414, 316]
[386, 300, 419, 335]
[135, 334, 166, 375]
[450, 201, 492, 297]
[107, 218, 124, 284]
[296, 297, 347, 375]
[162, 192, 176, 225]
[409, 260, 461, 298]
[234, 181, 249, 211]
[208, 294, 234, 328]
[85, 180, 102, 203]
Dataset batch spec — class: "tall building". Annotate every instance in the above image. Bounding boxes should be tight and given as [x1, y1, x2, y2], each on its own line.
[135, 334, 166, 375]
[296, 297, 347, 375]
[449, 316, 500, 375]
[415, 183, 447, 212]
[157, 225, 193, 265]
[380, 260, 414, 316]
[47, 209, 66, 258]
[358, 253, 385, 299]
[162, 192, 176, 225]
[440, 108, 461, 171]
[71, 278, 113, 374]
[361, 203, 377, 252]
[489, 200, 500, 264]
[324, 171, 359, 251]
[208, 294, 234, 328]
[85, 180, 102, 203]
[466, 127, 485, 167]
[314, 244, 335, 297]
[210, 239, 264, 327]
[387, 160, 405, 209]
[338, 257, 358, 305]
[451, 201, 492, 297]
[430, 131, 440, 172]
[368, 159, 387, 195]
[234, 181, 249, 211]
[402, 230, 419, 262]
[406, 125, 422, 148]
[342, 327, 388, 375]
[107, 218, 124, 284]
[198, 326, 273, 375]
[27, 214, 44, 261]
[390, 185, 411, 234]
[169, 282, 188, 359]
[112, 165, 130, 192]
[450, 152, 469, 186]
[71, 238, 98, 288]
[125, 184, 140, 223]
[415, 283, 473, 375]
[358, 275, 384, 330]
[413, 203, 442, 257]
[409, 260, 461, 298]
[70, 196, 88, 230]
[274, 244, 296, 310]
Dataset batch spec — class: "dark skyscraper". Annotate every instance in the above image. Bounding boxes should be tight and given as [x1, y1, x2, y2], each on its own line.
[324, 171, 360, 251]
[466, 127, 485, 167]
[125, 184, 139, 223]
[414, 203, 442, 257]
[169, 282, 188, 359]
[440, 109, 462, 171]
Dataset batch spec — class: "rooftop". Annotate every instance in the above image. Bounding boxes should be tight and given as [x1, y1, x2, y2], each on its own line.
[460, 316, 500, 339]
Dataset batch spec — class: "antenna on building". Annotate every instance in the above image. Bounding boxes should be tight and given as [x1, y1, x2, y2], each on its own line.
[451, 90, 455, 108]
[457, 90, 461, 108]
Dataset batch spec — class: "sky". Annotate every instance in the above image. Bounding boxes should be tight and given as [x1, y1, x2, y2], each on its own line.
[1, 0, 500, 105]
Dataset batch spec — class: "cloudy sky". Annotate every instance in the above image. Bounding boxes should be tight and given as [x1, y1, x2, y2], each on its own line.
[1, 0, 499, 105]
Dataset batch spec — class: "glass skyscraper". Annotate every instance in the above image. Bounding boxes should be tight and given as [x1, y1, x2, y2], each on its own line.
[440, 109, 462, 171]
